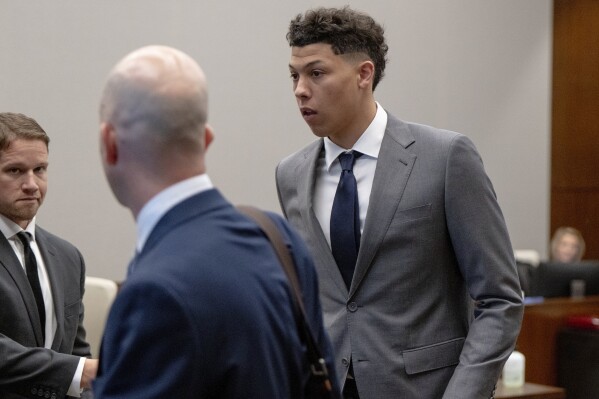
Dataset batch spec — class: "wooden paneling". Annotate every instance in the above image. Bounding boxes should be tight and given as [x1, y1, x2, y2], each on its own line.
[551, 0, 599, 259]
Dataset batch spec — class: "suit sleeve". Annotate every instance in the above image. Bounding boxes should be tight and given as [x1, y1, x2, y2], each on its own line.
[0, 334, 82, 398]
[442, 135, 524, 398]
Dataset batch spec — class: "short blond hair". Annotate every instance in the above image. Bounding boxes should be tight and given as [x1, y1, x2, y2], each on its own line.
[0, 112, 49, 152]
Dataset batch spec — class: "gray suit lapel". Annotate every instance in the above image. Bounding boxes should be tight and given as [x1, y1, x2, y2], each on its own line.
[350, 115, 416, 297]
[299, 141, 349, 294]
[0, 233, 45, 346]
[35, 230, 65, 350]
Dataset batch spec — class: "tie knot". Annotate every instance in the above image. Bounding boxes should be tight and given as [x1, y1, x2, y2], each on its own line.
[338, 151, 361, 172]
[16, 231, 32, 247]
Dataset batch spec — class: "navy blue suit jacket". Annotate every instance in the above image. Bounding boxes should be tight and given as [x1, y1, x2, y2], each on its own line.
[94, 189, 339, 398]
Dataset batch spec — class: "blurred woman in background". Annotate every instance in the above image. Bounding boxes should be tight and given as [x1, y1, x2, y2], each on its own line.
[551, 226, 586, 263]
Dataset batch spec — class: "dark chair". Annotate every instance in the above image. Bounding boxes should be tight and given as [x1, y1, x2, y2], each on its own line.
[516, 261, 535, 297]
[557, 324, 599, 399]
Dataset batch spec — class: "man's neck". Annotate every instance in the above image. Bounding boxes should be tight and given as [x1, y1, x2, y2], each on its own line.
[328, 100, 377, 149]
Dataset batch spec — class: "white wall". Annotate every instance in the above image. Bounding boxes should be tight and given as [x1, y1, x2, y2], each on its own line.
[0, 0, 552, 280]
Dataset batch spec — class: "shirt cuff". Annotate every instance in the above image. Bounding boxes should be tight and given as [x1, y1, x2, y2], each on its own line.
[67, 357, 86, 397]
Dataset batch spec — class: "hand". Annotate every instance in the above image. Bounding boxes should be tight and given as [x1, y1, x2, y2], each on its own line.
[81, 358, 99, 389]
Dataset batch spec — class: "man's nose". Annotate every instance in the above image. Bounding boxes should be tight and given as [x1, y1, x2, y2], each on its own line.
[294, 76, 310, 98]
[21, 173, 39, 192]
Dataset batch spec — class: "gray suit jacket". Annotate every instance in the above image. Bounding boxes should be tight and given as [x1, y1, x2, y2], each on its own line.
[276, 113, 524, 399]
[0, 226, 91, 399]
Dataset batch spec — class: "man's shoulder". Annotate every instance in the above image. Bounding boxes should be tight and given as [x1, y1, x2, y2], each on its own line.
[35, 226, 81, 255]
[262, 211, 293, 237]
[386, 113, 463, 143]
[382, 114, 475, 162]
[263, 210, 316, 271]
[278, 139, 322, 170]
[276, 139, 322, 191]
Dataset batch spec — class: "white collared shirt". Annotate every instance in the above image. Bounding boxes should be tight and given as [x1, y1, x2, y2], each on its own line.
[135, 174, 214, 253]
[313, 102, 387, 247]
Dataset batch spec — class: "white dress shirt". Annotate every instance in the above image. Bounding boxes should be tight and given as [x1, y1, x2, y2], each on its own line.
[0, 214, 85, 397]
[313, 102, 387, 247]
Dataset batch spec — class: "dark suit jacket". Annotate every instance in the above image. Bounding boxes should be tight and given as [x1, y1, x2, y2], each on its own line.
[0, 226, 91, 399]
[276, 113, 524, 399]
[94, 189, 339, 399]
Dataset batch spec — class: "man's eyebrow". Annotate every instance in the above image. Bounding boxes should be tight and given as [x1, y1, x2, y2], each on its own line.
[289, 60, 325, 71]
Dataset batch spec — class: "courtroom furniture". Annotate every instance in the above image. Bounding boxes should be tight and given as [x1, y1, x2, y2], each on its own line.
[82, 276, 118, 357]
[516, 295, 599, 386]
[515, 250, 541, 268]
[529, 261, 599, 298]
[496, 381, 565, 399]
[557, 327, 599, 399]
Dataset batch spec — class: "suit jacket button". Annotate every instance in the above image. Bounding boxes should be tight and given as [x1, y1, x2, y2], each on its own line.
[342, 358, 350, 367]
[347, 302, 358, 312]
[31, 388, 38, 395]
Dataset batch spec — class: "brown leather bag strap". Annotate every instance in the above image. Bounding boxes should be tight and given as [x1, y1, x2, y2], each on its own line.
[237, 205, 305, 316]
[237, 205, 333, 392]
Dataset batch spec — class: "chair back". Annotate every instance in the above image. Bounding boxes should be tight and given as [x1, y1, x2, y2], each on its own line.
[83, 276, 118, 357]
[514, 249, 541, 267]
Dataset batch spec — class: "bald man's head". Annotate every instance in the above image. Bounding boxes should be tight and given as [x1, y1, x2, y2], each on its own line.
[100, 46, 208, 148]
[99, 46, 213, 216]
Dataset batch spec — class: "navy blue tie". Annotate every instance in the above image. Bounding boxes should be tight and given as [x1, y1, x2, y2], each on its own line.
[330, 151, 362, 289]
[17, 232, 46, 342]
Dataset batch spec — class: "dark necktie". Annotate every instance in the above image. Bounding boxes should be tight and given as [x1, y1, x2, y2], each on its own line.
[330, 151, 362, 289]
[17, 232, 46, 341]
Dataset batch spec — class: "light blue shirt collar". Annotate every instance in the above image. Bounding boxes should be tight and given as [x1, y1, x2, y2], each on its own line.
[136, 174, 213, 252]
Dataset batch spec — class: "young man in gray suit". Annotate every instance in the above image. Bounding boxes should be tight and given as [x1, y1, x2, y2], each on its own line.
[276, 7, 524, 399]
[0, 113, 97, 398]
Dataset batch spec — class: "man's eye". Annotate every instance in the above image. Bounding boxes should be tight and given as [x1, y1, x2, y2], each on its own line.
[311, 70, 322, 77]
[290, 73, 298, 81]
[8, 168, 20, 175]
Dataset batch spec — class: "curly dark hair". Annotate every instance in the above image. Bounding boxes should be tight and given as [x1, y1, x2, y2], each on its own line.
[287, 6, 388, 91]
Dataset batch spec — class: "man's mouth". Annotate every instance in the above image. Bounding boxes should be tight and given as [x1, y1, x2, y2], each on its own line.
[19, 197, 38, 203]
[301, 107, 316, 117]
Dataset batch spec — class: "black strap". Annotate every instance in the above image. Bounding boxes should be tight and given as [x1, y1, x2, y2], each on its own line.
[237, 205, 333, 393]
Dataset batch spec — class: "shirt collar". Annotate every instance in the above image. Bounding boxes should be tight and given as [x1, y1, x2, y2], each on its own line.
[0, 214, 37, 241]
[323, 102, 388, 171]
[136, 174, 213, 252]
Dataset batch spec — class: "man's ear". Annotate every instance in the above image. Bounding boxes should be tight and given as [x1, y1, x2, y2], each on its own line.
[204, 124, 214, 150]
[100, 123, 118, 165]
[357, 60, 375, 89]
